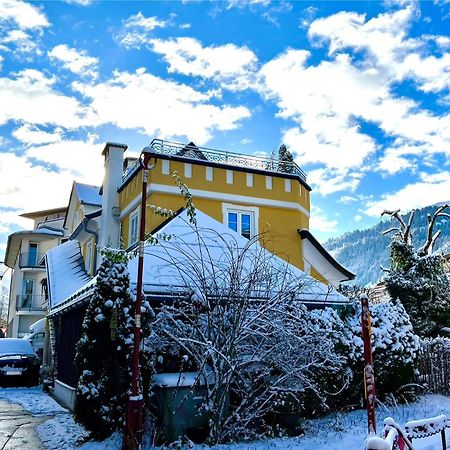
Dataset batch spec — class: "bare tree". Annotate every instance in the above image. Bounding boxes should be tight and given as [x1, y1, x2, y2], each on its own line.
[145, 216, 350, 444]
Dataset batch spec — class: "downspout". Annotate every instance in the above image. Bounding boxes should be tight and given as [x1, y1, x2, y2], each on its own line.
[83, 219, 99, 273]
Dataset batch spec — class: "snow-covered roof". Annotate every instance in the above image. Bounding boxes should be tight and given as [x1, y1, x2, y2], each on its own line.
[48, 209, 349, 315]
[4, 227, 64, 268]
[45, 240, 92, 309]
[74, 182, 102, 206]
[127, 210, 348, 306]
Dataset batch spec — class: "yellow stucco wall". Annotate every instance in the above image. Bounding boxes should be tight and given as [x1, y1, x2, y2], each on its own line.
[119, 158, 311, 271]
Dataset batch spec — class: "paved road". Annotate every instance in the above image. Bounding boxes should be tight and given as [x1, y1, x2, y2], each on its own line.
[0, 399, 49, 450]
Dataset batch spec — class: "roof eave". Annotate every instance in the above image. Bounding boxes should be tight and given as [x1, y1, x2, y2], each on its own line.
[298, 229, 356, 281]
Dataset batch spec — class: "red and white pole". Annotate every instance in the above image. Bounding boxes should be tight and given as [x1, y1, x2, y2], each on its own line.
[361, 293, 377, 435]
[125, 149, 156, 450]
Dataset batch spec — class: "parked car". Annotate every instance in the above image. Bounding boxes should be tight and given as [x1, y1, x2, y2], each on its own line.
[22, 318, 45, 361]
[0, 338, 40, 386]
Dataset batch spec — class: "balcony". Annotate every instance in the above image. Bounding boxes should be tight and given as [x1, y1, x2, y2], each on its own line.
[16, 294, 45, 312]
[19, 252, 45, 269]
[122, 139, 307, 185]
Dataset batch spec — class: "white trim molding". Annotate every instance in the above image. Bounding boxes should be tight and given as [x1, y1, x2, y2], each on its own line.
[120, 184, 311, 219]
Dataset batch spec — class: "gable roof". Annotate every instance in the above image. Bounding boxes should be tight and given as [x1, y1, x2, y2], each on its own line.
[48, 209, 348, 316]
[45, 240, 92, 309]
[74, 182, 102, 206]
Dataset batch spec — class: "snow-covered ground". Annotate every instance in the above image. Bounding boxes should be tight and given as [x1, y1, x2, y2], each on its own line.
[0, 387, 450, 449]
[0, 386, 66, 415]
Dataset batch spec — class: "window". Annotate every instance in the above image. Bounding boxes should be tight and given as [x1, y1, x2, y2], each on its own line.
[162, 160, 170, 175]
[206, 166, 213, 181]
[129, 210, 140, 246]
[246, 173, 253, 187]
[85, 240, 93, 273]
[21, 279, 34, 308]
[28, 243, 38, 266]
[222, 203, 258, 239]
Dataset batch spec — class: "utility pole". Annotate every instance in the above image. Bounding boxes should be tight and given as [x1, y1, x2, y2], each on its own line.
[361, 293, 377, 435]
[124, 147, 156, 450]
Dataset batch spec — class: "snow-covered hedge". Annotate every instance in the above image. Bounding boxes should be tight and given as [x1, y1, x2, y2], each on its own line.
[343, 299, 420, 400]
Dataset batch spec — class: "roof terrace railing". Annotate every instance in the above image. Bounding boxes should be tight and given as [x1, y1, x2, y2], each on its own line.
[121, 139, 307, 185]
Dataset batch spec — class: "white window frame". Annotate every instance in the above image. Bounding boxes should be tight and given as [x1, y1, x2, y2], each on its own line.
[85, 240, 93, 273]
[285, 178, 291, 192]
[246, 173, 253, 187]
[206, 166, 213, 181]
[222, 203, 259, 238]
[184, 163, 192, 178]
[266, 176, 273, 190]
[226, 170, 233, 184]
[162, 160, 170, 175]
[129, 208, 140, 246]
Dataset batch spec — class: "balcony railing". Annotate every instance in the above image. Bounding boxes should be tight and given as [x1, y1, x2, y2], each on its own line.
[16, 294, 45, 312]
[122, 139, 307, 185]
[19, 253, 45, 269]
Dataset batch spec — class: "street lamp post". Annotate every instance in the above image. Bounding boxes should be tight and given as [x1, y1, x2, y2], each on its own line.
[125, 147, 156, 450]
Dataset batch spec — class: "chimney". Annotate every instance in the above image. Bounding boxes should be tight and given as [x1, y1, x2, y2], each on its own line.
[99, 142, 127, 249]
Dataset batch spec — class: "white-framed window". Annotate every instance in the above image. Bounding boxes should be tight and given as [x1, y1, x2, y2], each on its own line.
[129, 209, 140, 246]
[184, 163, 192, 178]
[266, 176, 273, 190]
[222, 203, 259, 239]
[206, 166, 213, 181]
[226, 170, 233, 184]
[285, 178, 291, 192]
[85, 240, 93, 273]
[246, 173, 253, 187]
[162, 160, 170, 175]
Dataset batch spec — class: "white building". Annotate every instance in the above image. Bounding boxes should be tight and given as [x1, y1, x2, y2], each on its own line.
[4, 207, 67, 337]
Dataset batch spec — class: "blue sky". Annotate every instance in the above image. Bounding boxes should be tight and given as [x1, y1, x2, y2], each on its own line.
[0, 0, 450, 258]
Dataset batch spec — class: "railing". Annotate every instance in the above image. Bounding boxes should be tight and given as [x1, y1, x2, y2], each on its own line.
[366, 415, 449, 450]
[122, 139, 307, 185]
[16, 294, 45, 312]
[18, 252, 45, 269]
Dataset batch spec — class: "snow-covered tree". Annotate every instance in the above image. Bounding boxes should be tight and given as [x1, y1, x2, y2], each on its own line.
[382, 206, 450, 337]
[278, 144, 295, 174]
[344, 299, 420, 399]
[74, 248, 154, 438]
[148, 226, 351, 444]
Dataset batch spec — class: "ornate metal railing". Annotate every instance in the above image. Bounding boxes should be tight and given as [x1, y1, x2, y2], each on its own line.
[121, 139, 307, 185]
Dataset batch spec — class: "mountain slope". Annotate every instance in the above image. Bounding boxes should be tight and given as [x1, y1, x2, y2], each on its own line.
[324, 205, 450, 286]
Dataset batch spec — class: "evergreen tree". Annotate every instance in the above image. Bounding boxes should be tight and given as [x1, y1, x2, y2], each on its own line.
[74, 248, 154, 438]
[382, 206, 450, 337]
[278, 144, 294, 173]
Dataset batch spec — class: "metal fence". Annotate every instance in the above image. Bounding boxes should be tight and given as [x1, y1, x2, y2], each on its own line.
[416, 338, 450, 395]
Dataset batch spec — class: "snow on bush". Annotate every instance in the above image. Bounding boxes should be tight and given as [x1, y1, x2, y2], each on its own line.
[74, 248, 154, 438]
[344, 299, 420, 399]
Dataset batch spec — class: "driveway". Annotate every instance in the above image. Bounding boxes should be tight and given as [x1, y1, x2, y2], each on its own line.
[0, 399, 49, 450]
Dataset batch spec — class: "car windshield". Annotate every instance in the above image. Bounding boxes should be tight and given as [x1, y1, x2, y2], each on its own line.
[0, 339, 34, 356]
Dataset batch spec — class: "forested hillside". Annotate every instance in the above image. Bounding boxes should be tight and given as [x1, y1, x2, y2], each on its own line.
[325, 204, 450, 286]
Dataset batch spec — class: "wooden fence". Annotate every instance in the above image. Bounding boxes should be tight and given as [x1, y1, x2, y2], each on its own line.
[416, 338, 450, 395]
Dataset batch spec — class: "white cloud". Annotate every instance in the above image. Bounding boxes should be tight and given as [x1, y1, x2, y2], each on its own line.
[308, 168, 361, 195]
[119, 12, 167, 49]
[365, 171, 450, 216]
[25, 135, 104, 183]
[0, 69, 88, 128]
[309, 206, 338, 233]
[48, 44, 98, 78]
[257, 7, 450, 194]
[72, 68, 251, 144]
[354, 214, 362, 222]
[0, 0, 49, 29]
[0, 153, 73, 214]
[12, 124, 63, 145]
[0, 29, 39, 53]
[150, 37, 258, 90]
[63, 0, 93, 5]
